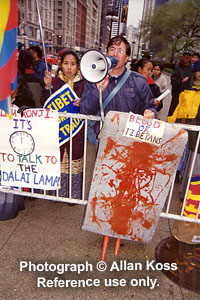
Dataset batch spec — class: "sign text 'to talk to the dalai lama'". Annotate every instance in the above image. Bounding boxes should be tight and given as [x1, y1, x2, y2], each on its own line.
[43, 84, 84, 146]
[123, 112, 165, 146]
[0, 108, 60, 190]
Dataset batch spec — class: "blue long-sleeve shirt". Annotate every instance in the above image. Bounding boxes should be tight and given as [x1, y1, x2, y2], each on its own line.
[34, 59, 49, 79]
[80, 68, 157, 117]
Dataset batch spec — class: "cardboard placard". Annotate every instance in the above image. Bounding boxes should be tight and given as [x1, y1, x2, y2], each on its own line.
[0, 108, 60, 190]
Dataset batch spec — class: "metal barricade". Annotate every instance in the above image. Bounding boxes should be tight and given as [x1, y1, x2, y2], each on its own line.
[1, 113, 200, 225]
[0, 112, 101, 206]
[161, 122, 200, 224]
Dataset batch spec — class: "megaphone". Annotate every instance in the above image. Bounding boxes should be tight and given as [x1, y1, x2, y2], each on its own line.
[80, 50, 118, 83]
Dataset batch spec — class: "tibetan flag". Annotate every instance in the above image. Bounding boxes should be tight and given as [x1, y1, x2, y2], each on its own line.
[183, 175, 200, 219]
[0, 0, 18, 114]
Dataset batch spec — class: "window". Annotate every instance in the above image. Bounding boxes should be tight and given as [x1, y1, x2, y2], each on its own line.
[57, 35, 62, 45]
[28, 13, 32, 22]
[29, 26, 33, 37]
[28, 0, 31, 10]
[45, 31, 49, 40]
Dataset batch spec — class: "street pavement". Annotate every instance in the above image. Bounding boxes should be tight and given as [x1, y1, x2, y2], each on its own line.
[1, 74, 199, 299]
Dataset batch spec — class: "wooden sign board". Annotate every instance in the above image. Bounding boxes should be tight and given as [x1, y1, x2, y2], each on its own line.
[82, 111, 188, 243]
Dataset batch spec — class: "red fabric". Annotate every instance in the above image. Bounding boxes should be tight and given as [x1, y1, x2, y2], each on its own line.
[58, 49, 67, 57]
[0, 49, 18, 100]
[6, 0, 18, 30]
[183, 176, 200, 219]
[25, 69, 35, 74]
[147, 77, 155, 85]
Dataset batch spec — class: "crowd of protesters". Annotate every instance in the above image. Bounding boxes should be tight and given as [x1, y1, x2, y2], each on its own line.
[1, 36, 200, 223]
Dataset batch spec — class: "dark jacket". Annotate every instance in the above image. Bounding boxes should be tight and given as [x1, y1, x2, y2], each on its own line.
[80, 68, 157, 117]
[168, 62, 192, 116]
[24, 72, 44, 108]
[34, 59, 48, 79]
[13, 70, 43, 108]
[171, 63, 192, 95]
[148, 77, 162, 111]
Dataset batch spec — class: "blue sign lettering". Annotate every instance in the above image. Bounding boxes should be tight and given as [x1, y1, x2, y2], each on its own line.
[43, 84, 84, 146]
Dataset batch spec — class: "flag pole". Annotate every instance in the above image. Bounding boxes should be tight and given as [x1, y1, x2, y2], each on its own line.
[35, 0, 51, 94]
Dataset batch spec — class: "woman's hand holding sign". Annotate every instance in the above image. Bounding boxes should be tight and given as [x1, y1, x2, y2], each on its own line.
[154, 98, 160, 106]
[44, 71, 52, 89]
[73, 98, 81, 107]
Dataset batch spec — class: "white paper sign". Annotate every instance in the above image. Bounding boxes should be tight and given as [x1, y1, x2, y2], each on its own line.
[123, 112, 165, 146]
[0, 108, 60, 190]
[157, 89, 171, 101]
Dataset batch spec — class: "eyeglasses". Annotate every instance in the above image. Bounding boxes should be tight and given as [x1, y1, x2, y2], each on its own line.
[108, 47, 126, 55]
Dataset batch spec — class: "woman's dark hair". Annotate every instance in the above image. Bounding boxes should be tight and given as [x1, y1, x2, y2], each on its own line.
[107, 35, 131, 57]
[130, 59, 139, 71]
[18, 50, 34, 74]
[60, 50, 79, 66]
[135, 59, 152, 72]
[153, 63, 163, 72]
[192, 52, 200, 59]
[29, 46, 43, 59]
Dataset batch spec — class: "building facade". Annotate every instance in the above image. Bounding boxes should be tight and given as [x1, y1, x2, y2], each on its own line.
[141, 0, 169, 53]
[100, 0, 129, 52]
[126, 25, 140, 58]
[142, 0, 169, 20]
[17, 0, 102, 55]
[17, 0, 132, 55]
[85, 0, 102, 50]
[18, 0, 54, 52]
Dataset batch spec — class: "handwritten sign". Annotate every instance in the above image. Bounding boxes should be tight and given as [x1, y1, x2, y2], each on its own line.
[0, 108, 60, 190]
[43, 84, 84, 146]
[123, 112, 165, 146]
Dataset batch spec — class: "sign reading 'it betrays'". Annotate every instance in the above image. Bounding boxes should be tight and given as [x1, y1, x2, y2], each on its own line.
[0, 108, 60, 190]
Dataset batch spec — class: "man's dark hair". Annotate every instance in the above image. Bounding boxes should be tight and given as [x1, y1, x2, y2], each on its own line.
[182, 49, 192, 56]
[192, 52, 200, 59]
[107, 35, 131, 57]
[29, 46, 43, 59]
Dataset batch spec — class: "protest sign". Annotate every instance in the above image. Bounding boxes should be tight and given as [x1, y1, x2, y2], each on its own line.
[43, 84, 84, 146]
[0, 108, 60, 190]
[83, 111, 187, 243]
[123, 112, 165, 146]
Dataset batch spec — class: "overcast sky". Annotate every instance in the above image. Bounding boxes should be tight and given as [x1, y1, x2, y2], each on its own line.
[127, 0, 144, 28]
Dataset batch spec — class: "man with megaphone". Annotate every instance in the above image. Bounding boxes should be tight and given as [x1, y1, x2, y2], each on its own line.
[80, 35, 157, 143]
